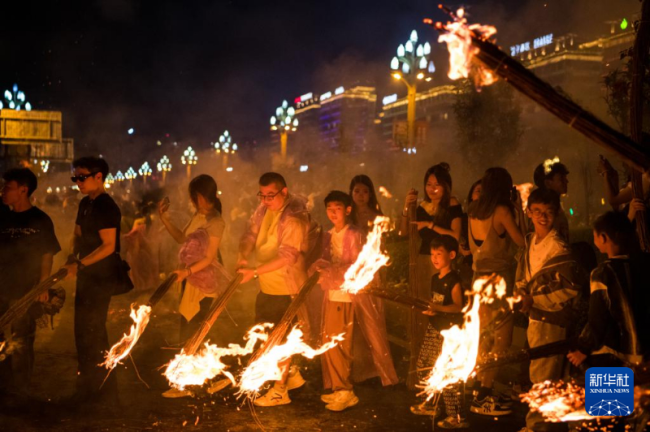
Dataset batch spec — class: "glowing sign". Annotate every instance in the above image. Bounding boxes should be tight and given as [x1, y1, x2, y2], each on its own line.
[320, 91, 332, 101]
[382, 94, 398, 105]
[335, 86, 344, 95]
[510, 33, 553, 56]
[300, 92, 313, 102]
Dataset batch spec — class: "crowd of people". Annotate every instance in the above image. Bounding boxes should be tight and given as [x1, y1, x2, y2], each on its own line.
[1, 153, 649, 431]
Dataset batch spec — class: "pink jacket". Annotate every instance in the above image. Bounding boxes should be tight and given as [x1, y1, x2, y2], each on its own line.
[313, 224, 399, 387]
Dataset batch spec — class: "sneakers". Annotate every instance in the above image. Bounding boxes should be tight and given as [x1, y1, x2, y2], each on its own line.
[207, 378, 232, 395]
[321, 393, 337, 404]
[162, 387, 193, 399]
[410, 401, 439, 416]
[470, 395, 512, 416]
[286, 366, 306, 390]
[253, 385, 291, 407]
[325, 390, 359, 412]
[437, 416, 470, 429]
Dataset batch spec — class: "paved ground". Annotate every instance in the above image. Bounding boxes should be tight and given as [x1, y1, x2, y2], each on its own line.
[0, 280, 531, 432]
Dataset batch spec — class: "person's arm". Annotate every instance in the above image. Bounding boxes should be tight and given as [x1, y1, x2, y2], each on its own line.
[428, 282, 463, 313]
[64, 228, 117, 278]
[399, 188, 418, 236]
[158, 200, 186, 244]
[239, 217, 304, 283]
[569, 276, 610, 367]
[174, 235, 221, 281]
[238, 207, 261, 267]
[497, 205, 525, 248]
[71, 224, 82, 255]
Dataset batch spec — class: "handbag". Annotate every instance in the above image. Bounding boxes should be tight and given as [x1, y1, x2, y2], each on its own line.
[112, 257, 134, 296]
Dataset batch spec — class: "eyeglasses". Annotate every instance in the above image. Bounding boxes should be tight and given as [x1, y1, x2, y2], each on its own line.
[71, 172, 98, 183]
[257, 191, 280, 202]
[530, 209, 555, 218]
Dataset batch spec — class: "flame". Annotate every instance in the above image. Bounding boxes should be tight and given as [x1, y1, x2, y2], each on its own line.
[521, 381, 589, 422]
[436, 7, 497, 87]
[164, 323, 272, 390]
[420, 293, 481, 397]
[101, 304, 152, 370]
[341, 216, 391, 294]
[236, 326, 343, 399]
[516, 182, 534, 213]
[378, 186, 393, 199]
[420, 276, 519, 399]
[0, 341, 6, 361]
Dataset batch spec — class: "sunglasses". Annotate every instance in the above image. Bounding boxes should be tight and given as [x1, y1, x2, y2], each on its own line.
[71, 172, 98, 183]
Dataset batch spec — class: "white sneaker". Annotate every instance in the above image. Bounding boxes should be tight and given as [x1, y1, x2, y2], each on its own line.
[325, 390, 359, 412]
[321, 392, 337, 404]
[253, 385, 291, 407]
[286, 366, 306, 390]
[162, 387, 193, 398]
[207, 378, 232, 395]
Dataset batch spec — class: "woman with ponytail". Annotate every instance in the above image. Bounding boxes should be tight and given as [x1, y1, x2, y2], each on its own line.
[158, 174, 229, 397]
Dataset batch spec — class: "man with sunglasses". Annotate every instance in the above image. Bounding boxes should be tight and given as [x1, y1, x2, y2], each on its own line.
[1, 168, 61, 400]
[238, 172, 311, 407]
[60, 156, 123, 407]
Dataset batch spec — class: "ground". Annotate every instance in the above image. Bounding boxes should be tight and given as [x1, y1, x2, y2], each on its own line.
[0, 280, 529, 432]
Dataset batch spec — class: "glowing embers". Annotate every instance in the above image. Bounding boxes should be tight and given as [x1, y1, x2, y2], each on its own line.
[521, 380, 590, 422]
[164, 323, 271, 391]
[236, 326, 343, 400]
[340, 216, 391, 294]
[433, 7, 497, 87]
[101, 304, 152, 370]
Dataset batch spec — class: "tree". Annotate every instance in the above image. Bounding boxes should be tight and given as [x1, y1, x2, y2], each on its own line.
[453, 79, 523, 171]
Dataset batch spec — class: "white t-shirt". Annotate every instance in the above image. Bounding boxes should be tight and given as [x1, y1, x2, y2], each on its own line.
[328, 225, 352, 303]
[528, 229, 567, 278]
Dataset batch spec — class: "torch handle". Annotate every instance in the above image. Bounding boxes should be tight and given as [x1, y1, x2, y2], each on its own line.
[182, 273, 244, 356]
[146, 273, 179, 308]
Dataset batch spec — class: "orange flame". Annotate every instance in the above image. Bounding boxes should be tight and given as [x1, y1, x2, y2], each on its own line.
[420, 293, 481, 397]
[516, 183, 534, 213]
[164, 323, 272, 390]
[341, 216, 391, 294]
[378, 186, 393, 199]
[236, 326, 344, 399]
[420, 276, 519, 399]
[101, 304, 152, 370]
[437, 7, 497, 87]
[521, 381, 589, 422]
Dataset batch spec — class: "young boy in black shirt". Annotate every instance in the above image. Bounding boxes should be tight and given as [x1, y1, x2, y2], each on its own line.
[61, 157, 127, 405]
[412, 235, 467, 429]
[0, 168, 61, 396]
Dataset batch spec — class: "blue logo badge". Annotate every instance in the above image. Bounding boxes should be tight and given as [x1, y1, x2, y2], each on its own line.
[585, 367, 634, 417]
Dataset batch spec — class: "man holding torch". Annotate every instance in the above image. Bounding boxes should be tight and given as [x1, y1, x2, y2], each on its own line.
[237, 172, 311, 407]
[0, 168, 61, 399]
[61, 157, 132, 407]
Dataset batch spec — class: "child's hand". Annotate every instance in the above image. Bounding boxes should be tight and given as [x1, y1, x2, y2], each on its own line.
[519, 294, 533, 313]
[311, 259, 329, 272]
[412, 221, 433, 230]
[567, 350, 587, 367]
[422, 310, 435, 316]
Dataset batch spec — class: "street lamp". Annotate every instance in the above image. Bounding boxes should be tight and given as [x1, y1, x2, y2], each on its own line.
[181, 146, 198, 179]
[125, 167, 137, 185]
[106, 173, 115, 185]
[214, 130, 237, 168]
[35, 159, 49, 173]
[390, 30, 435, 152]
[139, 161, 152, 184]
[115, 171, 125, 182]
[1, 84, 32, 111]
[157, 155, 172, 184]
[270, 100, 298, 160]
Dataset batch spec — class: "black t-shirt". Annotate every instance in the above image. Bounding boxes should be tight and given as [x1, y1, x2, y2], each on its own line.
[75, 193, 121, 277]
[0, 206, 61, 301]
[417, 204, 463, 255]
[429, 270, 463, 331]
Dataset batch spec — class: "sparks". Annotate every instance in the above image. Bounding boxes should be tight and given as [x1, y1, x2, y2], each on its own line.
[520, 380, 589, 422]
[101, 304, 152, 370]
[164, 323, 272, 390]
[341, 216, 391, 294]
[236, 326, 344, 399]
[434, 7, 498, 87]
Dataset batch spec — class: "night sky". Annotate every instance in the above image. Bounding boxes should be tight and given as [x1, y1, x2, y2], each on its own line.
[0, 0, 637, 164]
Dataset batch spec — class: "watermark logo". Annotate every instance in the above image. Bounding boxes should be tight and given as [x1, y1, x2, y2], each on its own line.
[585, 367, 634, 417]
